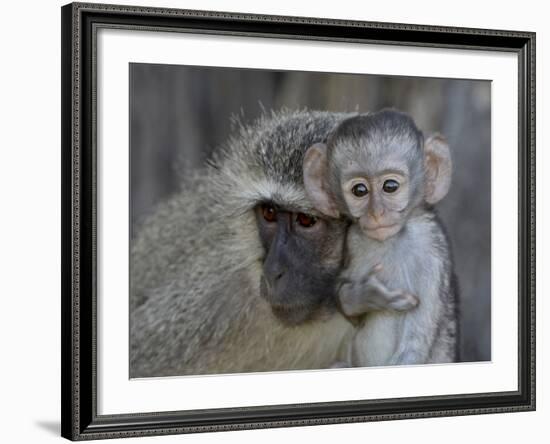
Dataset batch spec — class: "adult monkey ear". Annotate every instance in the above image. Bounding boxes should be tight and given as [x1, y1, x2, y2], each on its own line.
[303, 143, 340, 218]
[424, 134, 452, 205]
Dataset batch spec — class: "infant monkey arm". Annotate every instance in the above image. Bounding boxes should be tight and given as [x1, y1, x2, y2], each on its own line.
[338, 265, 419, 316]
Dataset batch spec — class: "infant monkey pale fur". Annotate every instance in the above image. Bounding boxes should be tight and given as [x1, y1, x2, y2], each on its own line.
[303, 109, 459, 366]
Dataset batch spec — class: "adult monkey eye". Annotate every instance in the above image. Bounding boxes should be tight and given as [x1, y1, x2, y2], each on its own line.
[296, 213, 317, 228]
[382, 179, 400, 193]
[351, 183, 369, 197]
[261, 203, 277, 222]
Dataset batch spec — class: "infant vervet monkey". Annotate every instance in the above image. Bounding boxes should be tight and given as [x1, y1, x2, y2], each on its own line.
[303, 109, 459, 366]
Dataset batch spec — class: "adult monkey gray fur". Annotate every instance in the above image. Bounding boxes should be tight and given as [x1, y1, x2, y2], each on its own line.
[303, 109, 460, 366]
[130, 109, 362, 378]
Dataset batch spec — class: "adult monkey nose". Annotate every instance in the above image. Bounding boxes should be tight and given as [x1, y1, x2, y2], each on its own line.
[264, 261, 287, 288]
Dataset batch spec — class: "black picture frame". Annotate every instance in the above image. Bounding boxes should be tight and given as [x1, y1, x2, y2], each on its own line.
[61, 2, 536, 440]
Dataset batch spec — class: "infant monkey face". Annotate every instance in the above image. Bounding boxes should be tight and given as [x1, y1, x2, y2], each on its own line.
[341, 170, 410, 242]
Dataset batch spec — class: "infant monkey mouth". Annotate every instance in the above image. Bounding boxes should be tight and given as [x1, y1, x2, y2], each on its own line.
[362, 223, 399, 233]
[365, 223, 397, 230]
[363, 223, 401, 241]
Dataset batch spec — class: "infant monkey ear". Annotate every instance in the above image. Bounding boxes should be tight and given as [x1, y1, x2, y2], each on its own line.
[303, 143, 340, 218]
[424, 134, 452, 205]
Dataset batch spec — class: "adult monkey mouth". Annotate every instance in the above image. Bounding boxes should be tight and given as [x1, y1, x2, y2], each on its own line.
[271, 304, 317, 326]
[260, 277, 311, 325]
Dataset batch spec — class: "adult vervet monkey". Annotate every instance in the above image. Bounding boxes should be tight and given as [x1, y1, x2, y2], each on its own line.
[130, 110, 361, 377]
[303, 110, 460, 366]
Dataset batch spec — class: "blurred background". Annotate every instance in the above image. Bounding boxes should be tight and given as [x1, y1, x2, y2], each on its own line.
[130, 63, 491, 363]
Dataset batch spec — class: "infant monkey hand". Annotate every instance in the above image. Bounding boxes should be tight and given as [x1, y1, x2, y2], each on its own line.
[338, 265, 419, 317]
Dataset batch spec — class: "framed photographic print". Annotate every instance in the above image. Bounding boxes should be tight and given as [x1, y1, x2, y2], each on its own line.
[61, 2, 536, 440]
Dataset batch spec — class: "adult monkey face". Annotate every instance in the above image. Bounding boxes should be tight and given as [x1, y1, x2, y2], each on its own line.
[204, 110, 356, 328]
[256, 202, 348, 325]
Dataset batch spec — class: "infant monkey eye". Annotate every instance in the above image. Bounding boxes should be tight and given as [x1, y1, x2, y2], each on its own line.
[296, 213, 317, 228]
[351, 183, 369, 197]
[261, 203, 277, 222]
[382, 179, 400, 193]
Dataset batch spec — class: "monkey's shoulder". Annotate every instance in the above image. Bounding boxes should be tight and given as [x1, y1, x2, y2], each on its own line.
[346, 212, 450, 282]
[403, 211, 450, 251]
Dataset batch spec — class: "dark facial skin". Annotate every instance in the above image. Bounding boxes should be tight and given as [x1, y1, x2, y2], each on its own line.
[255, 203, 349, 326]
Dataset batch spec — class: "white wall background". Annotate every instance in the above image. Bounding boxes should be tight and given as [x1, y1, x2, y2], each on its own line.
[0, 0, 545, 443]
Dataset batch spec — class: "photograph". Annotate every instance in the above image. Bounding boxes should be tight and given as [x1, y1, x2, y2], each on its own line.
[128, 63, 491, 378]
